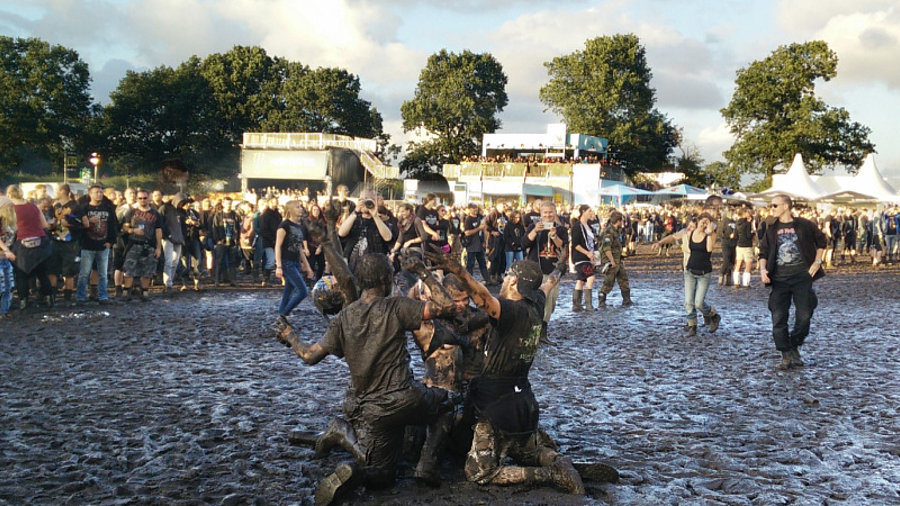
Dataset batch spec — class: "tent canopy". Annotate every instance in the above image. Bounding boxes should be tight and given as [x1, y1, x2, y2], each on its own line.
[759, 153, 825, 201]
[654, 183, 707, 196]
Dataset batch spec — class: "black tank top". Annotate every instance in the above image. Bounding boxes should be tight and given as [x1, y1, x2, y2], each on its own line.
[686, 233, 712, 274]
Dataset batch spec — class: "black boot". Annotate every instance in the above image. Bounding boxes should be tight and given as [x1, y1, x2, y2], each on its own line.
[414, 411, 453, 487]
[790, 347, 804, 367]
[775, 350, 793, 371]
[314, 462, 361, 506]
[621, 290, 633, 307]
[584, 289, 594, 311]
[572, 289, 583, 312]
[539, 321, 556, 346]
[597, 291, 607, 307]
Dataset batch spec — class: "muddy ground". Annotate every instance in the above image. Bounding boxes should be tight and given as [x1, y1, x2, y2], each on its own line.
[1, 248, 899, 505]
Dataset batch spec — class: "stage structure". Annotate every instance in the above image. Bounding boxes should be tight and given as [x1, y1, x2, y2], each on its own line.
[239, 132, 398, 195]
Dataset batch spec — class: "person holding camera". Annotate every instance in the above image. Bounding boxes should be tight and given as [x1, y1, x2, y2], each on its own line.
[522, 201, 568, 343]
[337, 189, 393, 273]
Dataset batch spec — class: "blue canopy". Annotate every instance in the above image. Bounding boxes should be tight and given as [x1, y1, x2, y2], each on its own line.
[654, 184, 707, 196]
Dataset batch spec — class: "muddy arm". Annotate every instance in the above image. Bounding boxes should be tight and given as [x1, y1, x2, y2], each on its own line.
[425, 246, 500, 319]
[277, 326, 328, 365]
[403, 256, 456, 320]
[319, 200, 359, 304]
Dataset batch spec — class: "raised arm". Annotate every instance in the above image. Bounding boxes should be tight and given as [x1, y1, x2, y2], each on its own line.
[425, 245, 501, 319]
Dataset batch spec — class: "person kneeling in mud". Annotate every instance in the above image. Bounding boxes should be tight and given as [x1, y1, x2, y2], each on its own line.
[425, 248, 586, 495]
[276, 250, 461, 505]
[407, 271, 491, 486]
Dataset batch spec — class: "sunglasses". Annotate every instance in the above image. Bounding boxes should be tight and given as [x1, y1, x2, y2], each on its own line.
[769, 203, 780, 208]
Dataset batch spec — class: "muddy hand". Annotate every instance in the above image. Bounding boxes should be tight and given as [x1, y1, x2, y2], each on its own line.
[554, 247, 570, 274]
[323, 199, 342, 224]
[424, 243, 463, 275]
[401, 255, 427, 277]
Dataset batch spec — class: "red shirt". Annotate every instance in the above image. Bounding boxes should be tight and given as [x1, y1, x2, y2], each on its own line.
[14, 202, 46, 239]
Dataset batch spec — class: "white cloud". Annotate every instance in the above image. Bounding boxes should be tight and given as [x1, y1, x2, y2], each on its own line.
[696, 122, 734, 162]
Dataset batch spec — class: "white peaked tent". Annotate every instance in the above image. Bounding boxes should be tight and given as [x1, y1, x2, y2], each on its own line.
[760, 153, 825, 200]
[848, 154, 898, 202]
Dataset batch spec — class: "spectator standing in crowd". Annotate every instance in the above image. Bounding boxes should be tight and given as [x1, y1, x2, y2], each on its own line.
[0, 199, 15, 317]
[462, 203, 492, 284]
[522, 201, 568, 343]
[113, 187, 136, 296]
[258, 197, 282, 286]
[274, 200, 314, 327]
[732, 208, 755, 288]
[51, 184, 82, 301]
[416, 193, 441, 253]
[503, 210, 526, 269]
[121, 190, 163, 301]
[523, 199, 542, 227]
[338, 189, 393, 272]
[7, 185, 53, 308]
[485, 201, 508, 285]
[305, 202, 327, 282]
[570, 204, 597, 313]
[76, 184, 118, 303]
[717, 210, 737, 285]
[158, 193, 189, 295]
[597, 211, 632, 307]
[758, 194, 827, 371]
[210, 197, 240, 287]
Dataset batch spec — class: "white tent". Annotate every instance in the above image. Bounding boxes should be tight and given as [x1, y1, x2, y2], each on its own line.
[759, 153, 825, 201]
[849, 154, 898, 202]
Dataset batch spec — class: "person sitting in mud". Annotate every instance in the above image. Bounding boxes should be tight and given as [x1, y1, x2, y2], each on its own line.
[406, 271, 491, 486]
[424, 247, 587, 495]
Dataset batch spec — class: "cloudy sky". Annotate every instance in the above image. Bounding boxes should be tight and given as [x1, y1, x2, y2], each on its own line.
[3, 0, 900, 177]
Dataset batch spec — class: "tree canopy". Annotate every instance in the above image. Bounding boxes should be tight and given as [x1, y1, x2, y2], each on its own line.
[400, 49, 508, 177]
[0, 36, 93, 176]
[720, 40, 874, 178]
[540, 34, 677, 176]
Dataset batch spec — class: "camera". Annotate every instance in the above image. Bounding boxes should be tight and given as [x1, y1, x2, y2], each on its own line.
[542, 221, 555, 229]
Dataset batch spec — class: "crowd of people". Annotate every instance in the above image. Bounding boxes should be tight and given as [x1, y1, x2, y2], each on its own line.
[460, 154, 615, 165]
[4, 179, 898, 502]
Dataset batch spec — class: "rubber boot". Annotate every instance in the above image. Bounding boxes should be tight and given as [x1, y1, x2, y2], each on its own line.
[621, 290, 633, 307]
[597, 291, 607, 307]
[741, 272, 751, 287]
[707, 309, 721, 333]
[314, 462, 361, 506]
[790, 347, 804, 367]
[315, 417, 367, 464]
[539, 321, 556, 346]
[732, 271, 740, 288]
[572, 289, 583, 312]
[775, 350, 793, 371]
[584, 289, 594, 310]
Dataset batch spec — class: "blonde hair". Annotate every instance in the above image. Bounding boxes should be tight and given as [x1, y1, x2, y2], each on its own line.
[5, 185, 23, 200]
[284, 200, 302, 220]
[0, 205, 16, 233]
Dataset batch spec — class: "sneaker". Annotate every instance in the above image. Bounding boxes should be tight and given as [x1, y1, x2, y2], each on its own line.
[547, 457, 585, 495]
[314, 463, 360, 506]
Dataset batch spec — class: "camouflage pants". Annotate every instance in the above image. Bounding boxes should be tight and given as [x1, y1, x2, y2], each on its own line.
[465, 420, 560, 486]
[600, 262, 629, 295]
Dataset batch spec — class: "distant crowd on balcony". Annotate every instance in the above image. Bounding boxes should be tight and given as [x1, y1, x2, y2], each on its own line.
[460, 154, 620, 165]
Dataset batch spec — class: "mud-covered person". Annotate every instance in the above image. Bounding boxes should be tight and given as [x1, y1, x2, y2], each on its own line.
[597, 211, 633, 307]
[522, 201, 568, 343]
[759, 194, 827, 370]
[424, 249, 585, 495]
[407, 271, 491, 485]
[275, 252, 458, 505]
[120, 190, 163, 301]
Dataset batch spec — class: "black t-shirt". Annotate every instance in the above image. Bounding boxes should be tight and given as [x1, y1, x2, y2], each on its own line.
[123, 207, 162, 248]
[320, 296, 425, 398]
[774, 220, 807, 280]
[278, 219, 307, 263]
[482, 294, 546, 379]
[524, 222, 569, 274]
[463, 215, 485, 252]
[686, 232, 713, 274]
[53, 200, 82, 243]
[343, 216, 391, 265]
[735, 219, 754, 247]
[80, 201, 118, 251]
[417, 206, 439, 233]
[570, 221, 595, 264]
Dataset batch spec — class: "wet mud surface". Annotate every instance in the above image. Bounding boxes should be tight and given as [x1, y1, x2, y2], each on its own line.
[2, 248, 899, 505]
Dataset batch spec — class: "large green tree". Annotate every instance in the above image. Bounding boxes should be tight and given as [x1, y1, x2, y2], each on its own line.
[540, 34, 677, 175]
[103, 58, 227, 175]
[0, 36, 93, 175]
[721, 40, 873, 178]
[401, 49, 508, 176]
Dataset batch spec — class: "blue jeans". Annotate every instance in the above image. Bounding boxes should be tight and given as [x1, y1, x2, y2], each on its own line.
[77, 248, 110, 301]
[505, 250, 524, 268]
[0, 258, 13, 315]
[278, 260, 309, 316]
[683, 270, 712, 324]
